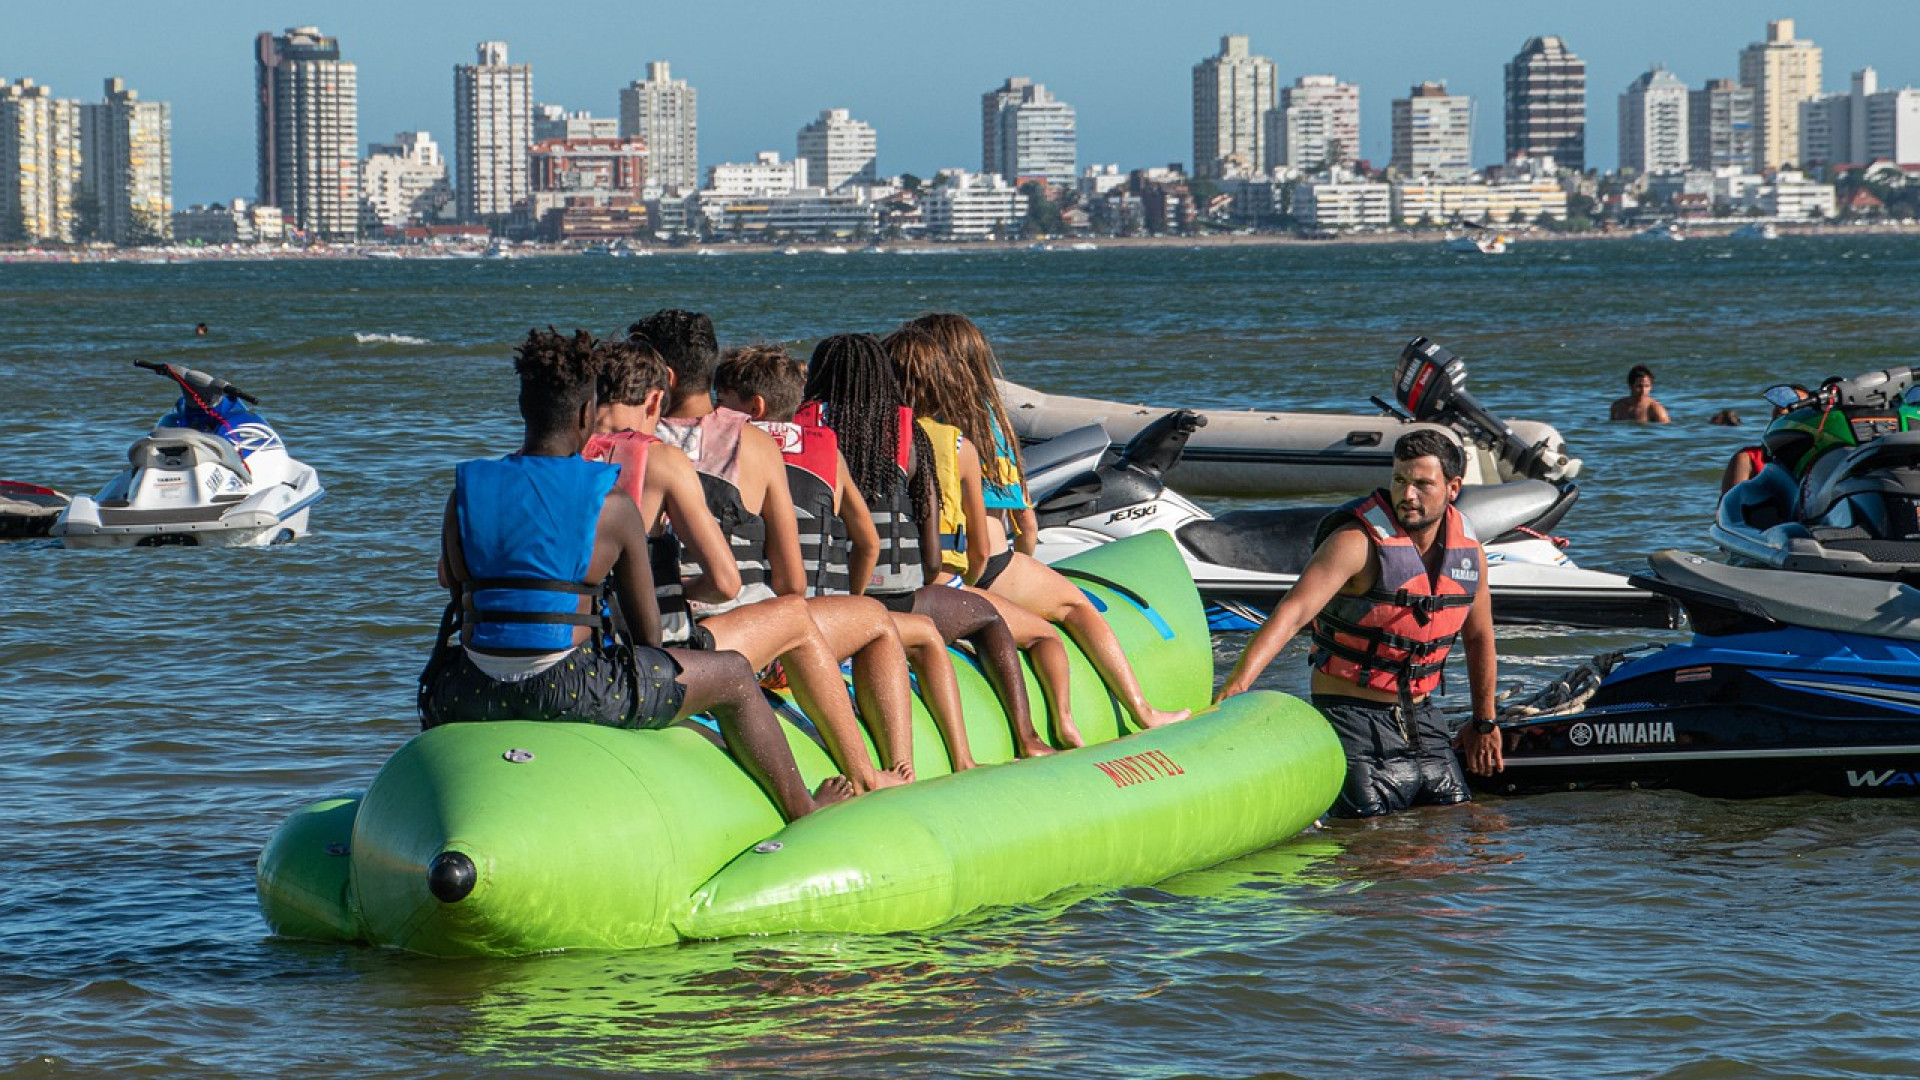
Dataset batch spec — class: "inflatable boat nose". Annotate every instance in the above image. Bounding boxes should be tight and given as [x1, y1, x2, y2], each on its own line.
[427, 850, 477, 903]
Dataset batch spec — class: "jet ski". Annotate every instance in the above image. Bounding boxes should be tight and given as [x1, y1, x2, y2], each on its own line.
[1003, 336, 1582, 497]
[1712, 367, 1920, 579]
[0, 480, 69, 539]
[1481, 550, 1920, 799]
[53, 361, 324, 549]
[1029, 408, 1678, 631]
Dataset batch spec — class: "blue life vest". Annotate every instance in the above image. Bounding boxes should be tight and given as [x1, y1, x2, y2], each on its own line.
[455, 455, 618, 654]
[981, 410, 1028, 511]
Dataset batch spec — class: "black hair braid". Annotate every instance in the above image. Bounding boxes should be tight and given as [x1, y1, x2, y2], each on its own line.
[805, 334, 903, 501]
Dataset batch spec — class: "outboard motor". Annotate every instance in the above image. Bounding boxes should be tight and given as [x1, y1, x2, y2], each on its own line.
[1396, 337, 1581, 483]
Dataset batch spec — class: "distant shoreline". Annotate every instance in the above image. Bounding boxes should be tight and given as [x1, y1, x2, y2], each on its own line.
[2, 220, 1915, 264]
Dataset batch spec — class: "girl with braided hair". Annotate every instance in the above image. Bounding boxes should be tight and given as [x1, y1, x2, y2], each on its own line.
[891, 315, 1190, 734]
[803, 333, 1059, 760]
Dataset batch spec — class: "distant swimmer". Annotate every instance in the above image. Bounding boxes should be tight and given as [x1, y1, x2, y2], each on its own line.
[194, 322, 209, 337]
[1609, 364, 1671, 423]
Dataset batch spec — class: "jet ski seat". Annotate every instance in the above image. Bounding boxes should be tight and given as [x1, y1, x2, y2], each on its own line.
[1177, 508, 1327, 575]
[1020, 423, 1110, 480]
[1454, 479, 1573, 541]
[1636, 550, 1920, 642]
[129, 427, 251, 483]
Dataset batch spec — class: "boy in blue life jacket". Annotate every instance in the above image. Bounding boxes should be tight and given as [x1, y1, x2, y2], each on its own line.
[417, 328, 850, 821]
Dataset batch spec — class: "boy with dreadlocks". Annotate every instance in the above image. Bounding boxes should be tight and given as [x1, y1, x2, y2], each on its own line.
[716, 342, 982, 770]
[418, 328, 848, 821]
[802, 333, 1058, 759]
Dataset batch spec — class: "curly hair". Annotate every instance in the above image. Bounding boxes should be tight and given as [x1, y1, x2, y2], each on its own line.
[803, 333, 937, 526]
[513, 327, 600, 436]
[628, 309, 720, 395]
[902, 312, 1024, 487]
[594, 337, 671, 407]
[715, 342, 805, 422]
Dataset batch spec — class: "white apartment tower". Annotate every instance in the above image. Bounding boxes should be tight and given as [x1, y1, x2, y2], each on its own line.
[1620, 67, 1690, 175]
[1505, 36, 1586, 171]
[1739, 18, 1822, 172]
[982, 77, 1078, 188]
[0, 79, 81, 243]
[255, 26, 360, 242]
[81, 78, 172, 245]
[454, 42, 533, 223]
[620, 62, 698, 193]
[1690, 78, 1755, 173]
[361, 132, 451, 230]
[1270, 75, 1360, 170]
[1392, 82, 1474, 180]
[1800, 69, 1920, 173]
[797, 108, 877, 191]
[1192, 35, 1277, 179]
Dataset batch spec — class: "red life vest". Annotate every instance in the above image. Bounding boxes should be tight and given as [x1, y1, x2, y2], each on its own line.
[1738, 445, 1766, 477]
[582, 430, 695, 644]
[1309, 490, 1481, 698]
[756, 416, 850, 596]
[799, 401, 923, 594]
[583, 429, 655, 504]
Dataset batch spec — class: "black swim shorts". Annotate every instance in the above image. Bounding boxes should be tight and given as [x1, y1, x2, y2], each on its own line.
[974, 549, 1015, 591]
[870, 590, 919, 614]
[421, 642, 687, 731]
[1311, 693, 1471, 818]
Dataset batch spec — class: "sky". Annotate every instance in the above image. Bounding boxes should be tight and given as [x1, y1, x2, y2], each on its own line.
[7, 0, 1919, 205]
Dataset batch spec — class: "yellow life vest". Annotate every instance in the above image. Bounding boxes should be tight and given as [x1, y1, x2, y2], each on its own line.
[918, 417, 969, 575]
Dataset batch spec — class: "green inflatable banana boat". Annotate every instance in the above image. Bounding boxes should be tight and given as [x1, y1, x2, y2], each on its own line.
[256, 532, 1344, 957]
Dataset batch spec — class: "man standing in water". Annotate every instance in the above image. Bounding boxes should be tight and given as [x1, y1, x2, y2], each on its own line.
[1215, 430, 1502, 817]
[1610, 364, 1671, 422]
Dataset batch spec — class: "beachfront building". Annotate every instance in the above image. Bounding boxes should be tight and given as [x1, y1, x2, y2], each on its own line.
[620, 62, 697, 194]
[701, 187, 880, 240]
[1192, 35, 1276, 179]
[0, 79, 81, 244]
[453, 42, 533, 225]
[981, 78, 1077, 188]
[1391, 83, 1474, 180]
[1799, 69, 1920, 174]
[1294, 180, 1393, 229]
[1505, 36, 1586, 172]
[171, 199, 284, 245]
[527, 136, 648, 241]
[707, 151, 807, 198]
[360, 132, 452, 231]
[1690, 78, 1756, 173]
[1393, 179, 1567, 226]
[797, 109, 878, 191]
[1078, 164, 1129, 200]
[533, 105, 616, 143]
[1620, 67, 1690, 176]
[1739, 19, 1822, 172]
[922, 170, 1027, 239]
[78, 78, 172, 246]
[255, 26, 359, 242]
[1269, 75, 1360, 171]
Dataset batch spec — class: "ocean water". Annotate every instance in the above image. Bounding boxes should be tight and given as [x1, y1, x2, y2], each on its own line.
[4, 236, 1919, 1079]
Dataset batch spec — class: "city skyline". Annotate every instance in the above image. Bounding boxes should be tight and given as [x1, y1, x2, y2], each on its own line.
[5, 1, 1920, 204]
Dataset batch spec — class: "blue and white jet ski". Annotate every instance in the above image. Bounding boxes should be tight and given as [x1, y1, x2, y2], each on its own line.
[53, 361, 324, 549]
[1480, 550, 1920, 799]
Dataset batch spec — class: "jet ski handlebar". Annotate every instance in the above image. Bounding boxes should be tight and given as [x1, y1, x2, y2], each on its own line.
[1115, 408, 1207, 479]
[1395, 336, 1578, 483]
[1813, 366, 1917, 411]
[135, 359, 261, 405]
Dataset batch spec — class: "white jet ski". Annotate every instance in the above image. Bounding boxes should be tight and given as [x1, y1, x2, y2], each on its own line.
[54, 361, 324, 549]
[1027, 409, 1678, 632]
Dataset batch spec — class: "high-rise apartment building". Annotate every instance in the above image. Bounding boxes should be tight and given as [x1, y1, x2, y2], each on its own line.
[0, 79, 81, 243]
[797, 108, 877, 191]
[80, 78, 171, 245]
[1270, 75, 1360, 170]
[454, 41, 532, 224]
[1799, 68, 1920, 173]
[619, 62, 697, 193]
[1505, 36, 1586, 171]
[361, 132, 451, 230]
[1689, 78, 1755, 172]
[1192, 35, 1277, 178]
[1739, 18, 1822, 172]
[255, 26, 360, 242]
[1391, 82, 1474, 180]
[981, 77, 1077, 188]
[1619, 67, 1689, 175]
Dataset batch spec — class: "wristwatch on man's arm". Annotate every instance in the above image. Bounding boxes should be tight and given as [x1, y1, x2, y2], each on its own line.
[1470, 716, 1499, 735]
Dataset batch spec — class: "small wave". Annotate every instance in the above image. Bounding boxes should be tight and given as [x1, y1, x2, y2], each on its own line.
[354, 332, 431, 346]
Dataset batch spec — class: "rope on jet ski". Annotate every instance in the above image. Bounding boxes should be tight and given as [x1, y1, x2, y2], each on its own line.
[1493, 645, 1659, 721]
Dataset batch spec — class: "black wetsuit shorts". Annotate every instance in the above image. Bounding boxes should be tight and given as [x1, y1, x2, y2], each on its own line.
[1312, 693, 1471, 818]
[421, 641, 687, 731]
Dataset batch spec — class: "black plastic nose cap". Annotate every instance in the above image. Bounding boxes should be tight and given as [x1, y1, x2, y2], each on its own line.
[427, 851, 477, 903]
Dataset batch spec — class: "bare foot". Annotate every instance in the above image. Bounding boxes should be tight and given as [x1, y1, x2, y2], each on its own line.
[1017, 737, 1057, 758]
[949, 755, 979, 772]
[1134, 707, 1192, 730]
[1053, 718, 1086, 750]
[810, 776, 856, 810]
[872, 762, 913, 788]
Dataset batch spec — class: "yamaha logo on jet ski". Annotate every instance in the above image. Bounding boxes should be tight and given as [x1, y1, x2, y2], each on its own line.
[1567, 720, 1676, 747]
